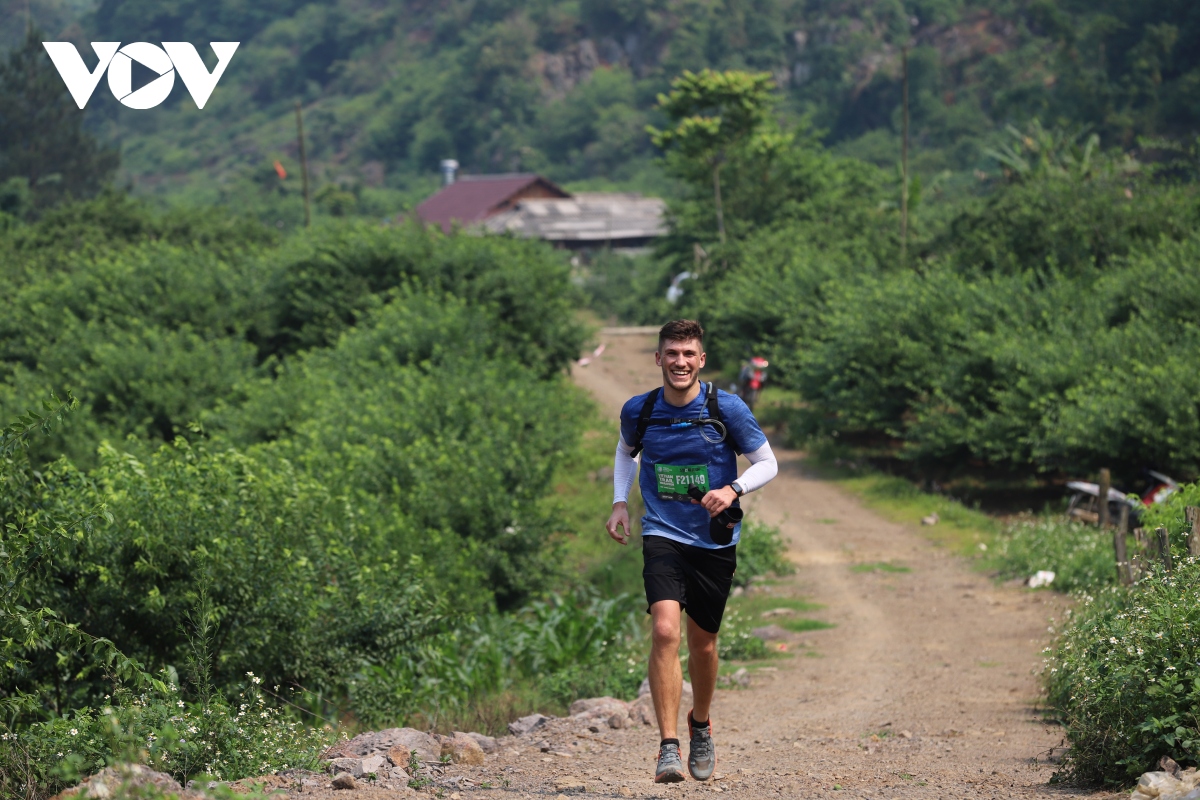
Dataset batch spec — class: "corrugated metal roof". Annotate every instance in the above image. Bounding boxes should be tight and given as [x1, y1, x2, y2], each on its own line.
[414, 173, 570, 233]
[480, 193, 667, 242]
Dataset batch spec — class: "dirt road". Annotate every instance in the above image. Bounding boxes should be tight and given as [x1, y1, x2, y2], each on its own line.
[445, 331, 1115, 799]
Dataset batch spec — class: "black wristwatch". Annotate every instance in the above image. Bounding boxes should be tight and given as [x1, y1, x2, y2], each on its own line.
[731, 481, 745, 497]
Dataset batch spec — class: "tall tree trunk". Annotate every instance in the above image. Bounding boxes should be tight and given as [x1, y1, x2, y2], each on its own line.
[713, 162, 726, 243]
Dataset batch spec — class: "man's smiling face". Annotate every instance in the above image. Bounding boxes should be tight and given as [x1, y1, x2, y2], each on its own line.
[656, 337, 706, 393]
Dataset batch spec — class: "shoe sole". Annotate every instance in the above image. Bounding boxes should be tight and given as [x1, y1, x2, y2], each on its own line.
[687, 709, 717, 782]
[655, 770, 686, 784]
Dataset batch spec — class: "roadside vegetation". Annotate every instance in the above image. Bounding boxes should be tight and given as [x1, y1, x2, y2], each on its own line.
[0, 198, 796, 798]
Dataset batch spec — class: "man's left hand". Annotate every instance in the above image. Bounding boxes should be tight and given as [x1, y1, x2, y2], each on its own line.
[693, 485, 737, 517]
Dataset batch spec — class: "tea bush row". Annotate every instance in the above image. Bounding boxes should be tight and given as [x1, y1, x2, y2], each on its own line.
[0, 199, 625, 798]
[692, 169, 1200, 479]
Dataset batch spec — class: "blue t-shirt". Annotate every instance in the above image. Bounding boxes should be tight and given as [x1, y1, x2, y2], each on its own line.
[620, 386, 767, 549]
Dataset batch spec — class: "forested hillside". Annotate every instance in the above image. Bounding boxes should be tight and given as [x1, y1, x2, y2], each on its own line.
[4, 0, 1200, 221]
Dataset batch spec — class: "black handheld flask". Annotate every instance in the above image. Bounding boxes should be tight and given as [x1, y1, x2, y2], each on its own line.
[686, 485, 743, 545]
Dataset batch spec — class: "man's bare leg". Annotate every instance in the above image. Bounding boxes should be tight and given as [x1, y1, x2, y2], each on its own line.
[686, 617, 718, 723]
[649, 600, 683, 739]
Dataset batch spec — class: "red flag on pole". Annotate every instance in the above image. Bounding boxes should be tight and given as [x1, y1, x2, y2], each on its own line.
[273, 160, 287, 179]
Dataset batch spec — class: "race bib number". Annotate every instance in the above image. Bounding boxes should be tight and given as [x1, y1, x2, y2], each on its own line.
[654, 463, 710, 500]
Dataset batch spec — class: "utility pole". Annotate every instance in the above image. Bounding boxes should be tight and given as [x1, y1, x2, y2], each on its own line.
[900, 45, 909, 267]
[294, 101, 311, 227]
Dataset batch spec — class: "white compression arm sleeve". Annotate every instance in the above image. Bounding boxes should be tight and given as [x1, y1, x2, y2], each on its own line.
[736, 441, 779, 494]
[613, 436, 638, 504]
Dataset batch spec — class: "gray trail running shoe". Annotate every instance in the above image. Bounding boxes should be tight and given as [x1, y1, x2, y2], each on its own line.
[688, 714, 716, 781]
[655, 742, 686, 783]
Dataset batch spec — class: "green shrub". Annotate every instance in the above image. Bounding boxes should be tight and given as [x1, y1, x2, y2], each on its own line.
[219, 290, 586, 608]
[733, 519, 794, 589]
[990, 518, 1118, 592]
[257, 221, 585, 373]
[347, 591, 647, 728]
[4, 437, 457, 714]
[1047, 561, 1200, 784]
[1140, 481, 1200, 555]
[716, 607, 769, 661]
[0, 677, 335, 796]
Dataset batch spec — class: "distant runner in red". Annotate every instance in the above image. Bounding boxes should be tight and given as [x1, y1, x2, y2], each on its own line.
[605, 319, 778, 783]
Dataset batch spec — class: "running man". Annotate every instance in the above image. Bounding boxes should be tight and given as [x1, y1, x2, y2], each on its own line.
[605, 319, 779, 783]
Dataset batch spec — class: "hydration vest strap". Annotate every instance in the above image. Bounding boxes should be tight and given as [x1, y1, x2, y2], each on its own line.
[629, 387, 662, 458]
[704, 381, 718, 422]
[630, 384, 728, 457]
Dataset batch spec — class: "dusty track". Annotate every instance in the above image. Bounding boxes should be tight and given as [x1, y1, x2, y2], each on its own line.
[441, 331, 1118, 799]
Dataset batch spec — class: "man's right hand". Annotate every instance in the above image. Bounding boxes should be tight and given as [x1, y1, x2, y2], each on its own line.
[606, 502, 631, 545]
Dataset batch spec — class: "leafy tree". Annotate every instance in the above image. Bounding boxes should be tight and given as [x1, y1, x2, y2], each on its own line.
[0, 29, 118, 212]
[648, 69, 777, 242]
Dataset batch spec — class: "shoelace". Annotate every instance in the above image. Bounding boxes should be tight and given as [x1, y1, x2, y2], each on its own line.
[690, 729, 712, 760]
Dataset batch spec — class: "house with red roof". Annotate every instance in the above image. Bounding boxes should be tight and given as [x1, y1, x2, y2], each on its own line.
[414, 169, 666, 250]
[414, 173, 571, 233]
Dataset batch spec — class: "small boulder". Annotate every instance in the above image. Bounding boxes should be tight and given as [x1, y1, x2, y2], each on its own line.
[921, 512, 939, 526]
[466, 732, 499, 754]
[328, 758, 364, 777]
[569, 696, 625, 716]
[53, 765, 182, 800]
[440, 732, 486, 765]
[722, 667, 750, 687]
[360, 755, 386, 776]
[324, 727, 440, 764]
[1161, 757, 1184, 780]
[331, 774, 356, 791]
[509, 713, 552, 736]
[570, 696, 630, 729]
[751, 625, 789, 641]
[629, 695, 655, 726]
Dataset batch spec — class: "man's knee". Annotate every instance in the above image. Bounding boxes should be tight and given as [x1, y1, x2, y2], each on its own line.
[652, 618, 681, 650]
[689, 632, 717, 658]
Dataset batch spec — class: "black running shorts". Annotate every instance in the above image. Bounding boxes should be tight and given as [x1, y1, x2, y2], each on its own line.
[642, 535, 737, 634]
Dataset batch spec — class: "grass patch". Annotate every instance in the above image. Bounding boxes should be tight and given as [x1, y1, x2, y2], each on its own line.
[816, 518, 838, 524]
[746, 386, 804, 430]
[727, 594, 823, 616]
[850, 561, 911, 574]
[546, 402, 644, 596]
[807, 468, 1000, 558]
[780, 618, 835, 633]
[986, 516, 1117, 592]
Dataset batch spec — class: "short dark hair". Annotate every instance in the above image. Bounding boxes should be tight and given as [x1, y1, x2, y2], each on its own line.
[658, 319, 704, 351]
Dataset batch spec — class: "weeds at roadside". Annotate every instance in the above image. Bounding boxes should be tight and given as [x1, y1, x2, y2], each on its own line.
[850, 562, 911, 574]
[780, 618, 835, 633]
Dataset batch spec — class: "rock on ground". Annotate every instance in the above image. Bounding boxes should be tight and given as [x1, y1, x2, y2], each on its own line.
[508, 713, 552, 736]
[465, 732, 498, 754]
[437, 731, 486, 765]
[1132, 761, 1200, 800]
[52, 765, 191, 800]
[323, 727, 440, 764]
